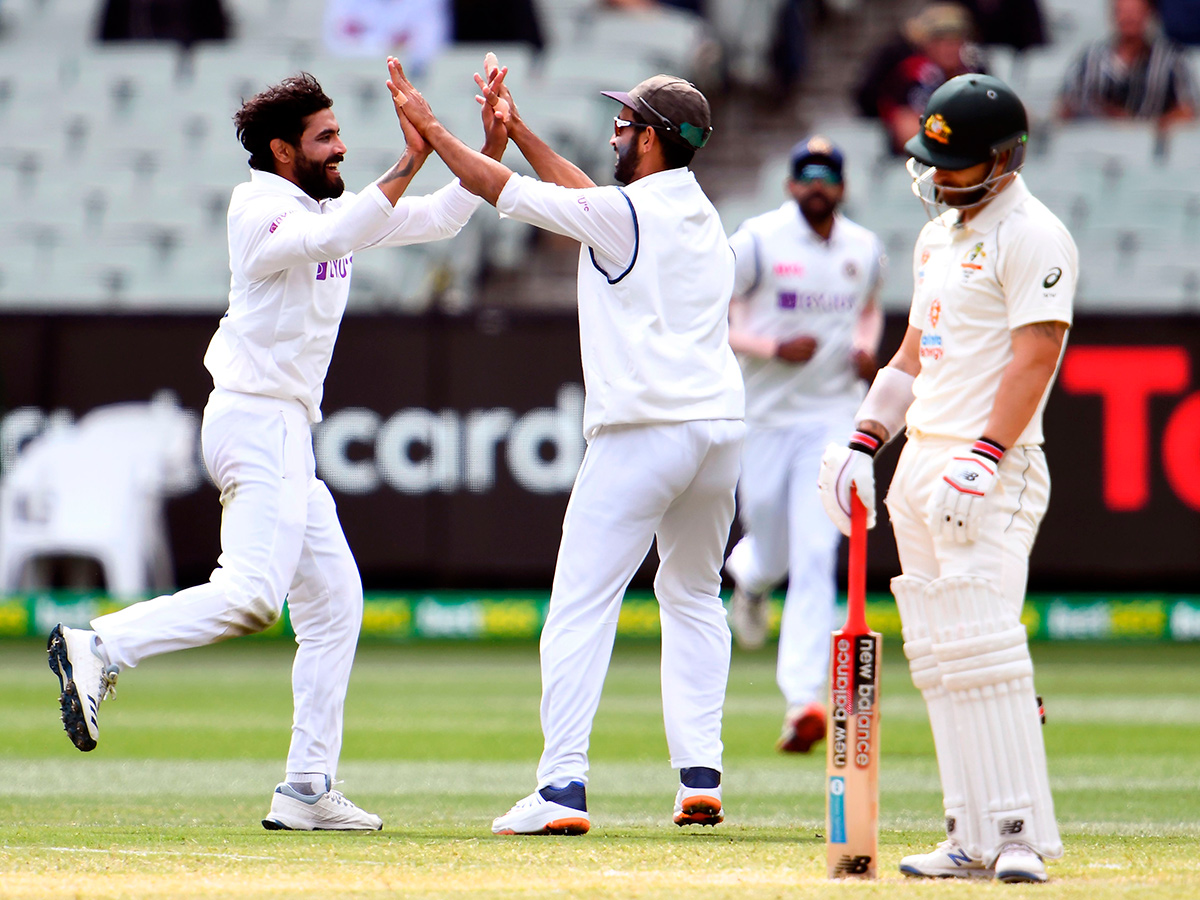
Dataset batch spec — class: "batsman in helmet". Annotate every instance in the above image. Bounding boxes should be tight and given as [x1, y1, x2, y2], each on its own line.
[817, 74, 1078, 883]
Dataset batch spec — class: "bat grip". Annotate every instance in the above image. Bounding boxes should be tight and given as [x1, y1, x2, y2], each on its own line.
[846, 489, 868, 632]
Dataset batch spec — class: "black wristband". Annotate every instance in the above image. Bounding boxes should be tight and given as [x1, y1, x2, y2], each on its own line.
[849, 430, 882, 458]
[971, 437, 1006, 464]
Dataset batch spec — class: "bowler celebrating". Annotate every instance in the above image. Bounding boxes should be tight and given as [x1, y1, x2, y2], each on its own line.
[49, 71, 499, 831]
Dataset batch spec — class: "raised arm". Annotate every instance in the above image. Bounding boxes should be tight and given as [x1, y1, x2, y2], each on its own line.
[475, 68, 597, 189]
[388, 57, 515, 205]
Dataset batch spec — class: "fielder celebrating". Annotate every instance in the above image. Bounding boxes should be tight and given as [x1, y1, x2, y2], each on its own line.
[724, 136, 885, 755]
[48, 71, 499, 831]
[385, 58, 744, 834]
[818, 74, 1076, 883]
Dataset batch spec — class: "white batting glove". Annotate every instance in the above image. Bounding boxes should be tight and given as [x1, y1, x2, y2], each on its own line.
[818, 442, 878, 537]
[927, 444, 1002, 544]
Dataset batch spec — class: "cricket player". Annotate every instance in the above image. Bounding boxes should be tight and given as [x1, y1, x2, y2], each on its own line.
[817, 74, 1075, 883]
[385, 58, 744, 834]
[48, 71, 500, 831]
[724, 135, 885, 755]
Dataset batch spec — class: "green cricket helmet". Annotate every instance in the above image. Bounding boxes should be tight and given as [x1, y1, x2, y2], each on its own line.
[905, 74, 1028, 170]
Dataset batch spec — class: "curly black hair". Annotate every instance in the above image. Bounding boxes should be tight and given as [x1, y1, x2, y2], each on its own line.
[233, 73, 333, 173]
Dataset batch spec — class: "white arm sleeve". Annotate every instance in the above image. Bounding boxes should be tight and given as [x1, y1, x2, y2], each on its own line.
[360, 179, 484, 249]
[855, 365, 917, 441]
[496, 174, 636, 274]
[237, 184, 397, 281]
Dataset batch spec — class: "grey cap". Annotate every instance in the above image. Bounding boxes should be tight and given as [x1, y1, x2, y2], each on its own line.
[601, 74, 713, 149]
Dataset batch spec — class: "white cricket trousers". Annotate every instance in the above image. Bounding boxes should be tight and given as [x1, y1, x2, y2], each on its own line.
[724, 404, 855, 708]
[536, 418, 745, 789]
[91, 388, 364, 778]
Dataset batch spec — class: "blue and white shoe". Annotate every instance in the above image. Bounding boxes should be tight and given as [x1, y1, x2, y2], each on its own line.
[492, 781, 590, 835]
[48, 624, 119, 752]
[262, 782, 382, 831]
[995, 841, 1048, 883]
[900, 839, 993, 879]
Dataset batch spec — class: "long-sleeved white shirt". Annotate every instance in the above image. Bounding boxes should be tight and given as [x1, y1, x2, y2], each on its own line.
[496, 168, 744, 437]
[204, 169, 481, 422]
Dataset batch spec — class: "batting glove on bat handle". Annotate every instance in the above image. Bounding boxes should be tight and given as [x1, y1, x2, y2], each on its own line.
[818, 442, 878, 538]
[927, 451, 998, 544]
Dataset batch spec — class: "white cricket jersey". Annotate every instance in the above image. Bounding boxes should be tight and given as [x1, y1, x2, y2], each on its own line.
[497, 168, 744, 439]
[729, 204, 885, 427]
[906, 175, 1077, 446]
[205, 169, 482, 423]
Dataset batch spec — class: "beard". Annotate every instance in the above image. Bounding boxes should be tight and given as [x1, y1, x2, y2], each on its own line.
[295, 151, 345, 201]
[798, 192, 835, 226]
[936, 183, 989, 208]
[613, 139, 640, 185]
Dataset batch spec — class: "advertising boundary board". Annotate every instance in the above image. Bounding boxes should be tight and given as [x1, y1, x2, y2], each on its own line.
[0, 312, 1198, 590]
[4, 591, 1200, 642]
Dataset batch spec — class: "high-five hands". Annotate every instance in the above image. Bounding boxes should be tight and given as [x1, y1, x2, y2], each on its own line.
[387, 57, 436, 134]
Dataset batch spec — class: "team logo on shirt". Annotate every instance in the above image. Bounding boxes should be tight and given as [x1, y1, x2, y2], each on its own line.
[920, 249, 931, 265]
[929, 297, 941, 328]
[924, 113, 952, 145]
[1043, 267, 1063, 288]
[843, 260, 858, 279]
[961, 242, 986, 270]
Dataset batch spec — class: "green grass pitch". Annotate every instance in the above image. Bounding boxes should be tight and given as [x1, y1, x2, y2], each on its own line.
[2, 637, 1199, 898]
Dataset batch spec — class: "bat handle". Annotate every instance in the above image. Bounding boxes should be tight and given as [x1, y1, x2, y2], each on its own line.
[847, 489, 868, 632]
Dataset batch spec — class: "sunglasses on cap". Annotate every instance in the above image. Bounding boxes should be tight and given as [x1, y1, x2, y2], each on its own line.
[794, 163, 842, 185]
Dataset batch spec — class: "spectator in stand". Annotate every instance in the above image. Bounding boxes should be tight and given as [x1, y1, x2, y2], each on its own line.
[323, 0, 450, 71]
[960, 0, 1047, 51]
[856, 3, 985, 156]
[1059, 0, 1197, 127]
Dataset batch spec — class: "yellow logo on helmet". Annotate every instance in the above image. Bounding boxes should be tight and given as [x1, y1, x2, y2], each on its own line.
[924, 113, 952, 145]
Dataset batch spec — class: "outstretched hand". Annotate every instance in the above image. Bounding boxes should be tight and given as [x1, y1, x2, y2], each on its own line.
[387, 56, 436, 135]
[474, 62, 516, 129]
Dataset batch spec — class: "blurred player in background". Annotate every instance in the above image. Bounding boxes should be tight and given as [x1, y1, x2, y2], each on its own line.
[723, 135, 884, 755]
[48, 70, 501, 831]
[818, 74, 1075, 883]
[385, 57, 744, 835]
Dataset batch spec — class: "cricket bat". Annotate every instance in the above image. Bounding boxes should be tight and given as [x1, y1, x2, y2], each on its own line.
[825, 489, 881, 879]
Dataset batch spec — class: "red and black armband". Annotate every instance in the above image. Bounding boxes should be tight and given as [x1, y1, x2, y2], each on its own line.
[849, 430, 883, 458]
[971, 437, 1006, 465]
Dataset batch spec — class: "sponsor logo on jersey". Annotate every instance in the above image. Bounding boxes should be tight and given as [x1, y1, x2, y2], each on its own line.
[576, 196, 591, 212]
[316, 256, 352, 281]
[268, 213, 290, 233]
[924, 113, 952, 144]
[921, 248, 931, 265]
[777, 290, 857, 312]
[929, 298, 941, 328]
[773, 262, 806, 277]
[920, 333, 943, 360]
[1043, 267, 1062, 288]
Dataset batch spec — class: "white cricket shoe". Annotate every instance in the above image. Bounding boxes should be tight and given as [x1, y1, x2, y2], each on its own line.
[900, 839, 993, 879]
[995, 841, 1048, 883]
[673, 784, 723, 827]
[492, 782, 590, 835]
[262, 783, 383, 831]
[47, 624, 119, 752]
[729, 586, 768, 649]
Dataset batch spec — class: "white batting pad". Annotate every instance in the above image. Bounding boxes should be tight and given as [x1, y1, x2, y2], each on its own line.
[927, 575, 1062, 864]
[892, 575, 979, 854]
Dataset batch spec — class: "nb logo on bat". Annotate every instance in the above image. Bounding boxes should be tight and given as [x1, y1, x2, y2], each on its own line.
[834, 855, 873, 875]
